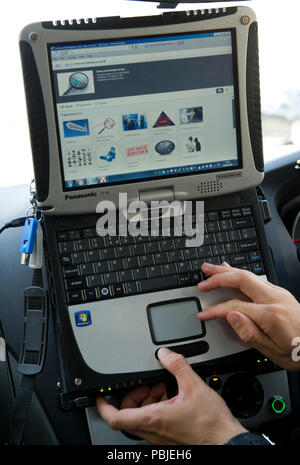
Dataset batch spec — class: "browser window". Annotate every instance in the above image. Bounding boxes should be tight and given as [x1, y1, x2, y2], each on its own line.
[49, 30, 241, 190]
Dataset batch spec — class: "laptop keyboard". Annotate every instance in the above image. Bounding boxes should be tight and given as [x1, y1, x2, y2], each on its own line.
[56, 206, 265, 305]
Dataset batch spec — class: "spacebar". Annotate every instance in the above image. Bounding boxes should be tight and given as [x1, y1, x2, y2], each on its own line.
[139, 276, 178, 293]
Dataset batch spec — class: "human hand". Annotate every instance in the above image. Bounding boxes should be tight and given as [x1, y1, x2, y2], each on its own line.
[96, 348, 246, 445]
[197, 262, 300, 371]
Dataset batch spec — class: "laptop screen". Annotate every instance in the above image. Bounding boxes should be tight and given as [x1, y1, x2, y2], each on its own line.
[49, 29, 242, 191]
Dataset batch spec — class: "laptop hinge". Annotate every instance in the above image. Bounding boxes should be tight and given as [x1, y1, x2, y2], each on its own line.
[138, 187, 175, 205]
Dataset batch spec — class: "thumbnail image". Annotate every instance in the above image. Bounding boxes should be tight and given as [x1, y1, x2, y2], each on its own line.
[99, 147, 116, 163]
[63, 119, 90, 138]
[185, 136, 202, 153]
[122, 113, 148, 131]
[155, 140, 175, 155]
[179, 107, 203, 124]
[127, 144, 149, 157]
[153, 111, 175, 128]
[57, 70, 95, 97]
[66, 148, 92, 168]
[94, 117, 116, 136]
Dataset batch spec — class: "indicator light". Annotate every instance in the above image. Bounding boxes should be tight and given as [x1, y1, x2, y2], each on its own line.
[269, 396, 286, 415]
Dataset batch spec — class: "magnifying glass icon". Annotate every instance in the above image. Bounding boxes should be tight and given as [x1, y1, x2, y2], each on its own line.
[63, 72, 89, 96]
[98, 118, 115, 135]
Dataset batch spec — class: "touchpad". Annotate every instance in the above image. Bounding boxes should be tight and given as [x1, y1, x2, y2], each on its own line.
[147, 298, 205, 345]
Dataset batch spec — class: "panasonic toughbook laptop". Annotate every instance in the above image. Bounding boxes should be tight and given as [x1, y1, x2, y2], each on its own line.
[19, 6, 276, 409]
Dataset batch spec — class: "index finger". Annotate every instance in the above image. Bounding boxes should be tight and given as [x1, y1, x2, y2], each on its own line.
[197, 266, 276, 304]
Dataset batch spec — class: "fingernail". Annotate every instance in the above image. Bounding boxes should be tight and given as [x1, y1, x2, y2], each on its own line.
[201, 262, 214, 270]
[158, 348, 171, 358]
[227, 312, 241, 327]
[222, 261, 230, 267]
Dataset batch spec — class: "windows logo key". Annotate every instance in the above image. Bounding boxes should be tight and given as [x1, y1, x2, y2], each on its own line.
[75, 310, 92, 327]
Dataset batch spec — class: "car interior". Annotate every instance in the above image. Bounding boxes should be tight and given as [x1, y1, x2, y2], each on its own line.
[0, 0, 300, 447]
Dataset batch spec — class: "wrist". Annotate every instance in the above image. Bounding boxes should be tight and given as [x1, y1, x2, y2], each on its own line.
[225, 432, 274, 445]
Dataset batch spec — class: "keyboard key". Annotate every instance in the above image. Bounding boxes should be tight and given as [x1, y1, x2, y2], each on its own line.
[178, 273, 192, 287]
[163, 263, 177, 275]
[75, 239, 91, 252]
[228, 230, 241, 242]
[79, 263, 94, 276]
[177, 261, 192, 273]
[148, 265, 163, 278]
[112, 284, 124, 297]
[110, 258, 124, 271]
[139, 275, 178, 293]
[220, 210, 231, 219]
[85, 288, 97, 301]
[168, 250, 183, 262]
[66, 277, 87, 291]
[203, 233, 216, 245]
[99, 286, 111, 298]
[82, 228, 95, 239]
[207, 221, 220, 233]
[160, 239, 175, 252]
[102, 272, 119, 285]
[94, 261, 110, 273]
[224, 242, 238, 254]
[71, 252, 86, 265]
[251, 262, 265, 275]
[63, 266, 79, 278]
[231, 208, 242, 217]
[119, 269, 134, 282]
[59, 241, 76, 254]
[131, 243, 145, 255]
[125, 281, 139, 295]
[57, 232, 69, 241]
[190, 271, 203, 284]
[68, 290, 83, 305]
[145, 242, 160, 254]
[86, 250, 100, 262]
[249, 251, 262, 262]
[212, 244, 225, 256]
[140, 255, 155, 267]
[69, 230, 81, 240]
[88, 274, 103, 287]
[238, 239, 258, 252]
[220, 219, 233, 231]
[124, 256, 139, 269]
[242, 207, 252, 216]
[101, 248, 116, 260]
[215, 231, 228, 243]
[61, 254, 72, 266]
[240, 228, 257, 240]
[183, 248, 198, 260]
[134, 268, 148, 280]
[208, 211, 219, 221]
[231, 254, 248, 266]
[233, 217, 253, 229]
[198, 246, 212, 259]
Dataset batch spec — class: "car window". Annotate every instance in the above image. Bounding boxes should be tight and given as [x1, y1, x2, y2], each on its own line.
[1, 0, 298, 188]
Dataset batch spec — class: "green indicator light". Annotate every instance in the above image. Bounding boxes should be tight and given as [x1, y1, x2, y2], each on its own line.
[257, 359, 261, 363]
[271, 398, 286, 414]
[108, 387, 112, 391]
[264, 358, 268, 362]
[100, 389, 104, 393]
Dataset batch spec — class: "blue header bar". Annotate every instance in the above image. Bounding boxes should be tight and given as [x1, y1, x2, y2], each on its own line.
[50, 31, 222, 51]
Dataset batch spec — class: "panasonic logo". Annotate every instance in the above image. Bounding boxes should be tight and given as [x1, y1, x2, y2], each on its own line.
[65, 192, 97, 201]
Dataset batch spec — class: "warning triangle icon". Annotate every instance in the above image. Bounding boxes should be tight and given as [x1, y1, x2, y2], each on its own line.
[153, 111, 175, 128]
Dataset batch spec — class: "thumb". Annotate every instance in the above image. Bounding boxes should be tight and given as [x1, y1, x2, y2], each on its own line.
[157, 348, 199, 391]
[226, 311, 270, 353]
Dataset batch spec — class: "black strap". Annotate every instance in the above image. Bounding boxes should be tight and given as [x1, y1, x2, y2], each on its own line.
[9, 375, 35, 445]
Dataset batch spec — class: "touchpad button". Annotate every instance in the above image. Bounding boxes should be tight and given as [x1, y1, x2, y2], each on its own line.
[147, 298, 205, 344]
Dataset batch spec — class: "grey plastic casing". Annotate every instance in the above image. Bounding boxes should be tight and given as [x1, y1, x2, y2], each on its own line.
[19, 6, 264, 215]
